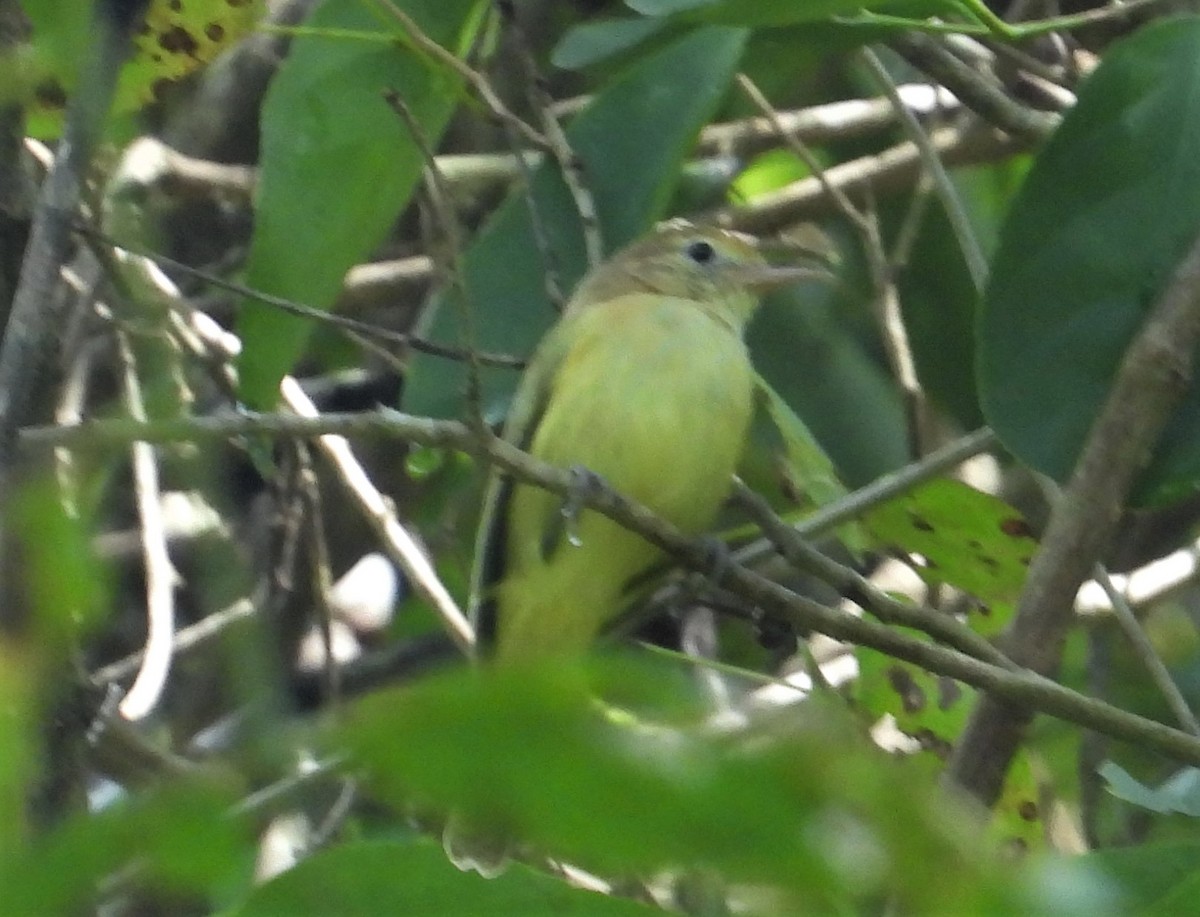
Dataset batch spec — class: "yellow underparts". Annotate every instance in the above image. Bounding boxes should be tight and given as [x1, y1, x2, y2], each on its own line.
[493, 293, 754, 665]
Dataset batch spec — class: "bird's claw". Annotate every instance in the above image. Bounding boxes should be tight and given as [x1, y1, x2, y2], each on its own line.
[561, 465, 605, 548]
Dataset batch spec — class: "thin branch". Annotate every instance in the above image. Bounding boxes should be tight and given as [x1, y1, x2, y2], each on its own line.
[731, 479, 1012, 669]
[736, 71, 936, 455]
[860, 47, 989, 292]
[384, 88, 487, 429]
[89, 597, 256, 686]
[375, 0, 550, 152]
[499, 0, 603, 268]
[80, 228, 525, 370]
[1094, 562, 1200, 736]
[27, 406, 1200, 766]
[704, 125, 1026, 234]
[0, 3, 147, 579]
[113, 331, 180, 721]
[279, 380, 475, 654]
[114, 243, 475, 655]
[1077, 544, 1200, 617]
[299, 452, 343, 707]
[699, 83, 961, 158]
[736, 73, 869, 231]
[733, 427, 999, 567]
[887, 30, 1060, 142]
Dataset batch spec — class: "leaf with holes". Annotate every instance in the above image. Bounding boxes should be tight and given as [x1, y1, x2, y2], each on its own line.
[864, 478, 1037, 637]
[20, 0, 263, 137]
[854, 647, 1043, 852]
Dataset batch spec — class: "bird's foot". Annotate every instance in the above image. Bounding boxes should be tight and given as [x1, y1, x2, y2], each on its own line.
[699, 534, 733, 585]
[560, 465, 605, 548]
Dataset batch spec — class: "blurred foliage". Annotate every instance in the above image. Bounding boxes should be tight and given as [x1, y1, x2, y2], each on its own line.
[9, 1, 1200, 915]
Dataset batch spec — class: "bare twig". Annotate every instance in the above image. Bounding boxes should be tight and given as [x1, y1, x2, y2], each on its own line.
[0, 4, 148, 603]
[384, 89, 486, 428]
[375, 0, 549, 152]
[81, 228, 524, 369]
[736, 71, 935, 455]
[279, 379, 474, 653]
[1094, 562, 1200, 736]
[887, 31, 1060, 142]
[731, 479, 1012, 669]
[699, 84, 961, 158]
[860, 47, 989, 292]
[90, 597, 256, 686]
[704, 125, 1025, 233]
[299, 452, 343, 706]
[113, 331, 180, 721]
[733, 428, 1000, 567]
[735, 73, 869, 232]
[499, 1, 603, 268]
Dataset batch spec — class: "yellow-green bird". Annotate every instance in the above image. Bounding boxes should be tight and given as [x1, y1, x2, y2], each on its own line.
[471, 220, 820, 665]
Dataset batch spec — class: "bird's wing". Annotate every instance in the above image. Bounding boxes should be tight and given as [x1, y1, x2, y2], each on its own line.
[468, 319, 572, 651]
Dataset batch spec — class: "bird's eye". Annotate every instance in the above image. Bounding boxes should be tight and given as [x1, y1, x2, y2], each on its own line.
[685, 239, 716, 265]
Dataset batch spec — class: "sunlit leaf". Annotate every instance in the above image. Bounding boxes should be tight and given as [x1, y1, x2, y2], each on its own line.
[864, 478, 1037, 636]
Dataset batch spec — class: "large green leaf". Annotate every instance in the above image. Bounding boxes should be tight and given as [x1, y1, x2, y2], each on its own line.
[628, 0, 952, 24]
[747, 286, 910, 487]
[2, 780, 248, 914]
[1083, 841, 1200, 913]
[334, 659, 1037, 913]
[227, 840, 656, 916]
[236, 0, 482, 407]
[892, 159, 1028, 429]
[403, 26, 748, 420]
[978, 17, 1200, 505]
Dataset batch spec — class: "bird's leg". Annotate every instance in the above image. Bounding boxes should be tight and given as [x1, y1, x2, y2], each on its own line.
[562, 465, 607, 547]
[699, 534, 733, 585]
[541, 465, 605, 557]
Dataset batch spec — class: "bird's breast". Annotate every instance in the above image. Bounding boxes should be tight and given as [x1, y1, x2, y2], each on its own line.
[531, 295, 754, 532]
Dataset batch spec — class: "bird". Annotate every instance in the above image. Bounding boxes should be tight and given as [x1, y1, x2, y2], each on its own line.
[470, 219, 822, 666]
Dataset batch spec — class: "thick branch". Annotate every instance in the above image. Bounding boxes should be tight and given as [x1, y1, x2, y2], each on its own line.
[947, 233, 1200, 804]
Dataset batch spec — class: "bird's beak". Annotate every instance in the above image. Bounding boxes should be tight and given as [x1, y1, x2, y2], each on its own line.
[730, 262, 836, 292]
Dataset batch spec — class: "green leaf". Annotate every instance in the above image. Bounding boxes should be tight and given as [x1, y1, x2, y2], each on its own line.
[1084, 841, 1200, 913]
[864, 478, 1037, 636]
[890, 160, 1028, 429]
[674, 0, 954, 26]
[754, 373, 848, 511]
[334, 658, 1033, 912]
[227, 840, 656, 916]
[730, 149, 810, 201]
[551, 17, 670, 70]
[747, 286, 910, 488]
[404, 26, 748, 420]
[21, 0, 263, 137]
[978, 17, 1200, 505]
[2, 780, 249, 915]
[854, 648, 1043, 851]
[1099, 761, 1200, 816]
[753, 371, 865, 553]
[236, 0, 482, 408]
